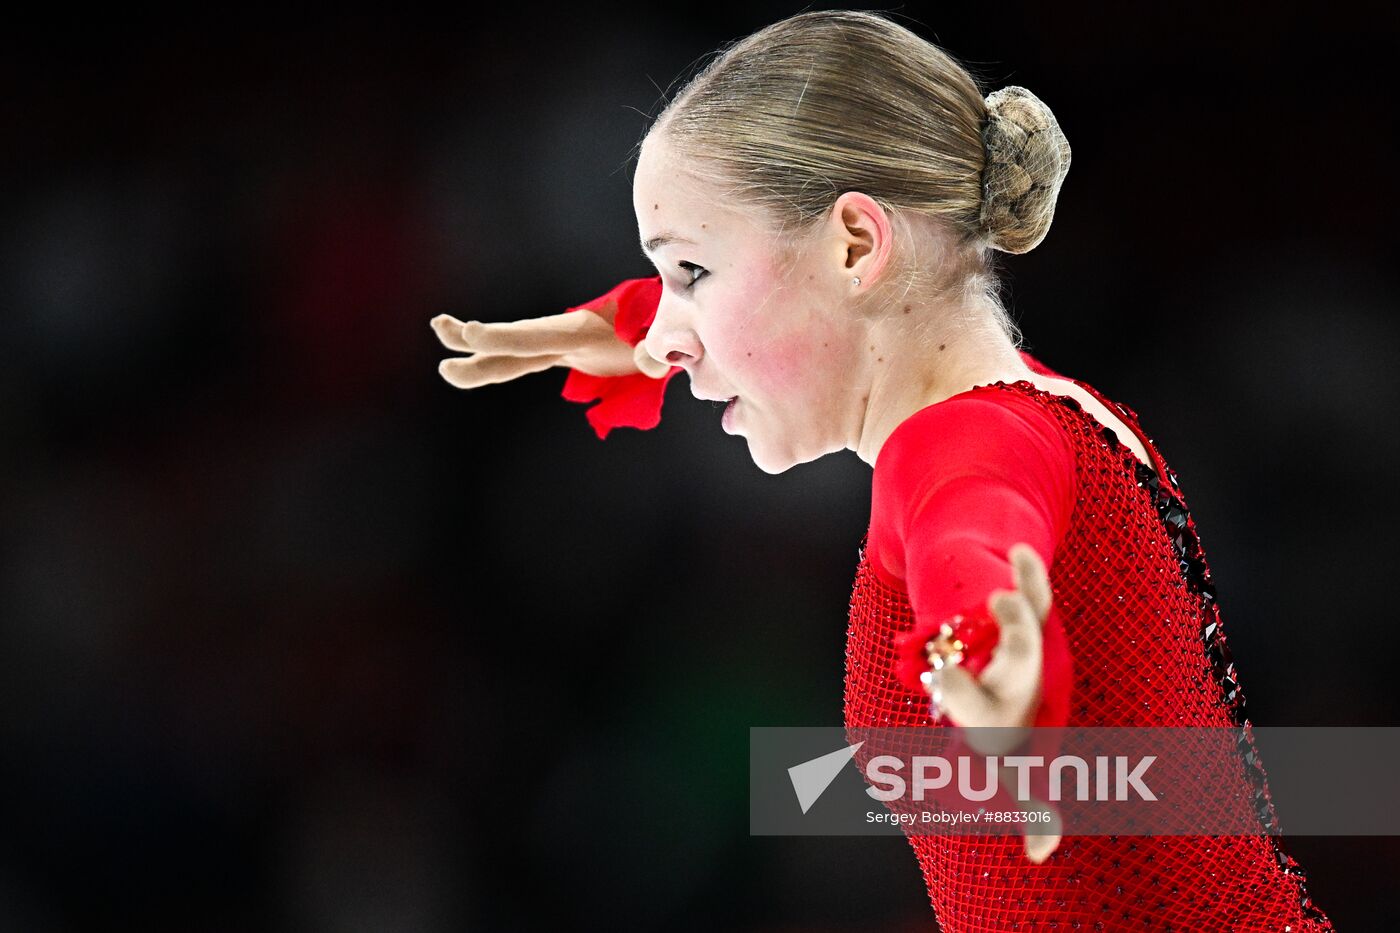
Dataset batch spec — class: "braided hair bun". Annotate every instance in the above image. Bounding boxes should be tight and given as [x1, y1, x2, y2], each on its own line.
[979, 86, 1071, 254]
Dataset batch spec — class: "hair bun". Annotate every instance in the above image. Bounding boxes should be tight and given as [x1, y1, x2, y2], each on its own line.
[979, 86, 1071, 254]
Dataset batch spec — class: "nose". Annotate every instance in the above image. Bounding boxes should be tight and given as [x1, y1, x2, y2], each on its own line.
[642, 295, 703, 370]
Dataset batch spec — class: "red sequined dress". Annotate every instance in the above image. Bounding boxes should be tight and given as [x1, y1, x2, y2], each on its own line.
[559, 276, 1335, 931]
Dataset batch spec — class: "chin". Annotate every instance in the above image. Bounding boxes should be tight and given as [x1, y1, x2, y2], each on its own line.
[751, 455, 794, 476]
[746, 435, 814, 475]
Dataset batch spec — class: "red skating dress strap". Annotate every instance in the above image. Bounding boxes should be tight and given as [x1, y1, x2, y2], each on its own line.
[847, 375, 1334, 931]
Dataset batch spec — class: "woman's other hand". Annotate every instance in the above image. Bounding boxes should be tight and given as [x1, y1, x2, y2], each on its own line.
[432, 300, 672, 390]
[934, 542, 1051, 740]
[930, 541, 1062, 864]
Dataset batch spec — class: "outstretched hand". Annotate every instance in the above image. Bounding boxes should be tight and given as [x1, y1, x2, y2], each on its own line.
[431, 302, 672, 390]
[933, 542, 1052, 735]
[925, 541, 1062, 863]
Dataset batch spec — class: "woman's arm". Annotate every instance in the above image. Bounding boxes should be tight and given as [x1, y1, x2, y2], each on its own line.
[875, 392, 1076, 730]
[877, 393, 1077, 862]
[432, 275, 681, 439]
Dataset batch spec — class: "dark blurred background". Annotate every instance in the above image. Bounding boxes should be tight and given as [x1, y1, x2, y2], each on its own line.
[2, 4, 1397, 930]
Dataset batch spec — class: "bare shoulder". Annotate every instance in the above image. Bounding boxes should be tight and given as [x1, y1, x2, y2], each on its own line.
[1028, 375, 1154, 469]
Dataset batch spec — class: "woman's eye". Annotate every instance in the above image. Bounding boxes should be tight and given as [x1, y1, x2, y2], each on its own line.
[678, 261, 708, 289]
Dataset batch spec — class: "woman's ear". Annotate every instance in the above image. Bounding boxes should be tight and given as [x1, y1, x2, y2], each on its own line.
[827, 191, 894, 285]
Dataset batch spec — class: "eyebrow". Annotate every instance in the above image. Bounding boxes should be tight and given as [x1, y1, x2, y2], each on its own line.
[641, 232, 696, 255]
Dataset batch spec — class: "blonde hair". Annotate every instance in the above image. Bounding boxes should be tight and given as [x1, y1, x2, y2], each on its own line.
[641, 10, 1071, 348]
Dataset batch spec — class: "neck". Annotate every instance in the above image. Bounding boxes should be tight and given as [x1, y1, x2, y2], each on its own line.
[851, 302, 1033, 467]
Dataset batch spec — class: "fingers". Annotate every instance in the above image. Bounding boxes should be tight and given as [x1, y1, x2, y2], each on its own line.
[988, 590, 1039, 662]
[935, 590, 1041, 742]
[927, 548, 1052, 735]
[439, 353, 562, 389]
[978, 590, 1042, 705]
[936, 662, 999, 728]
[453, 309, 614, 356]
[431, 314, 474, 353]
[937, 592, 1035, 727]
[1021, 803, 1063, 864]
[430, 310, 612, 356]
[1009, 543, 1053, 624]
[993, 761, 1063, 864]
[1023, 829, 1062, 863]
[634, 341, 675, 379]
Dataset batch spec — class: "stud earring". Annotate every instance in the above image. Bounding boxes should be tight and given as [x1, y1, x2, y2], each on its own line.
[852, 276, 862, 286]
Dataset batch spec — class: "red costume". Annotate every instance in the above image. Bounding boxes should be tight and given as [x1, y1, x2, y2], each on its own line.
[562, 277, 1335, 931]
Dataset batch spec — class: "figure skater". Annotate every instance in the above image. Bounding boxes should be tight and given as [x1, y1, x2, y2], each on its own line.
[432, 11, 1334, 930]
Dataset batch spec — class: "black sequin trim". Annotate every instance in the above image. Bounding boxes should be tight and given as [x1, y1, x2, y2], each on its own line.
[1129, 441, 1332, 928]
[1015, 384, 1328, 927]
[868, 381, 1333, 928]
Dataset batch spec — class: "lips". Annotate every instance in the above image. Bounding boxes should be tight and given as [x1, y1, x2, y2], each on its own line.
[721, 395, 740, 433]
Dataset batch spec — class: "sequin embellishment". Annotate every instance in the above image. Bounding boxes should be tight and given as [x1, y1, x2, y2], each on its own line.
[844, 379, 1335, 931]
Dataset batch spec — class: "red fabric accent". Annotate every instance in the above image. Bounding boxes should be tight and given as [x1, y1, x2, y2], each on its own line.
[892, 601, 1000, 692]
[559, 275, 681, 440]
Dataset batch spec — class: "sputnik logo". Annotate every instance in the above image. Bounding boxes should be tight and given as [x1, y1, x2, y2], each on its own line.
[787, 741, 864, 814]
[788, 741, 1158, 813]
